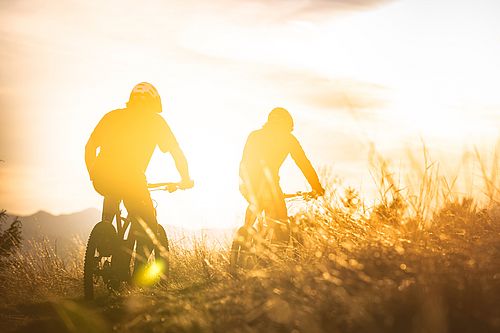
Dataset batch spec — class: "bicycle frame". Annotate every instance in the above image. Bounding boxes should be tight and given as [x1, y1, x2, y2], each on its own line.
[251, 191, 315, 241]
[101, 182, 182, 239]
[229, 191, 315, 275]
[84, 182, 183, 299]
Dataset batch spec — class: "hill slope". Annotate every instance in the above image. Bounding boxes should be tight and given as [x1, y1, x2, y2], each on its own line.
[10, 209, 233, 254]
[15, 208, 101, 242]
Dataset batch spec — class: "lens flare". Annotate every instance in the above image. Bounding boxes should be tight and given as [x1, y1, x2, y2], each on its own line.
[135, 261, 164, 286]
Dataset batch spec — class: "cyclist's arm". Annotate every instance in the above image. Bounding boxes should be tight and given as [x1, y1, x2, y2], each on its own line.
[156, 118, 193, 186]
[170, 145, 192, 185]
[289, 135, 324, 195]
[85, 118, 106, 180]
[85, 137, 99, 180]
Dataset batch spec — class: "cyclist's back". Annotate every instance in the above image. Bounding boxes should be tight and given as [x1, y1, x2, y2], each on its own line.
[241, 126, 308, 190]
[90, 107, 178, 195]
[240, 108, 323, 200]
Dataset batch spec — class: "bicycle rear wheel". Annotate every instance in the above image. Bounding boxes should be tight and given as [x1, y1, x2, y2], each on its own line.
[83, 221, 118, 300]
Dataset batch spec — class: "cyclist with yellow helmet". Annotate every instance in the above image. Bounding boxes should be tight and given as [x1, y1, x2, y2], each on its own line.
[85, 82, 193, 281]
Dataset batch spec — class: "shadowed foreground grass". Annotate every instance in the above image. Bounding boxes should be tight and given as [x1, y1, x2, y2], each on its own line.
[0, 153, 499, 333]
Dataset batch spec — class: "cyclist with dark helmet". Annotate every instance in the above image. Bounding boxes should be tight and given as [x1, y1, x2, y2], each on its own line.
[239, 107, 325, 242]
[85, 82, 193, 282]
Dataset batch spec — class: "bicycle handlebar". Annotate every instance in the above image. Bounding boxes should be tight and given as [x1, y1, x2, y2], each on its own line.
[148, 182, 184, 193]
[283, 191, 318, 199]
[149, 183, 315, 197]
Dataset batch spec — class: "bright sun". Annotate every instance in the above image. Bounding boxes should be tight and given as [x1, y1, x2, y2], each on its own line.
[145, 130, 245, 230]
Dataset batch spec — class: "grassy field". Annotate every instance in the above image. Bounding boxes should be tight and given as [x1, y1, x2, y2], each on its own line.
[1, 150, 499, 333]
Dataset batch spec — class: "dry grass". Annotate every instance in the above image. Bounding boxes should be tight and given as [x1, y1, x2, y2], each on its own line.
[0, 238, 84, 303]
[0, 147, 499, 333]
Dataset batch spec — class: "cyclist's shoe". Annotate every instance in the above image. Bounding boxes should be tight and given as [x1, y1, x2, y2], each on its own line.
[313, 186, 325, 197]
[235, 226, 249, 243]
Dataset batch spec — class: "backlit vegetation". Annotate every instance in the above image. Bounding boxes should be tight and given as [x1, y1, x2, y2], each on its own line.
[1, 147, 499, 333]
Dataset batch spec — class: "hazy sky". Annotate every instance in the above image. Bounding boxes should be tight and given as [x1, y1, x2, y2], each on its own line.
[1, 0, 499, 228]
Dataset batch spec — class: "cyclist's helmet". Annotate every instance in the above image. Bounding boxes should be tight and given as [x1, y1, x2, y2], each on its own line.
[127, 82, 162, 113]
[267, 107, 294, 132]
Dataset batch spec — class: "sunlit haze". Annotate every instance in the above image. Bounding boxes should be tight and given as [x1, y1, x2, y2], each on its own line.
[1, 0, 499, 228]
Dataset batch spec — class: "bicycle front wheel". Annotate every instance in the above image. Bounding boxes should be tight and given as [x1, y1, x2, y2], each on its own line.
[230, 226, 257, 275]
[83, 221, 117, 300]
[154, 224, 170, 280]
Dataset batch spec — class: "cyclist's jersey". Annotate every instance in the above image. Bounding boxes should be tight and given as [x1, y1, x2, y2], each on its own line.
[89, 108, 179, 182]
[239, 126, 322, 194]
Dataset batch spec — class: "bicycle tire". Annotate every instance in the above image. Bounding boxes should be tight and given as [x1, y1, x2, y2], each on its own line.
[230, 226, 257, 275]
[155, 224, 170, 280]
[83, 221, 117, 300]
[289, 216, 305, 259]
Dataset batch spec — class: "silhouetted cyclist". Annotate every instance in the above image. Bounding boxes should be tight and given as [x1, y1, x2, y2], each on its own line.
[85, 82, 193, 282]
[239, 107, 325, 242]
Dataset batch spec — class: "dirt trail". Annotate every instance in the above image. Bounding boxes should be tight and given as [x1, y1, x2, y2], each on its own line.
[0, 281, 222, 333]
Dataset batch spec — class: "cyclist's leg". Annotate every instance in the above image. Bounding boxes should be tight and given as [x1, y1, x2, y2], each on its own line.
[93, 181, 127, 280]
[239, 183, 261, 238]
[263, 188, 288, 243]
[122, 182, 158, 281]
[93, 175, 121, 223]
[240, 183, 256, 228]
[244, 205, 257, 229]
[102, 196, 120, 223]
[234, 203, 261, 244]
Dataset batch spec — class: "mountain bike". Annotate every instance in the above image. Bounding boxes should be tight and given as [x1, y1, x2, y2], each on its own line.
[83, 182, 183, 300]
[229, 191, 315, 275]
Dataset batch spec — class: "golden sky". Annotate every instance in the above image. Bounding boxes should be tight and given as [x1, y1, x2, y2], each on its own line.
[1, 0, 499, 228]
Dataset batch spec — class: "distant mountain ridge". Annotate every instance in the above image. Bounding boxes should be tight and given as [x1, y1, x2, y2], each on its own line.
[15, 208, 101, 241]
[8, 208, 233, 255]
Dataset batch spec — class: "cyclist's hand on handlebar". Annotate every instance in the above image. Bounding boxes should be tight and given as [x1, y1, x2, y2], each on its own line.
[312, 186, 325, 198]
[165, 183, 179, 192]
[179, 179, 194, 190]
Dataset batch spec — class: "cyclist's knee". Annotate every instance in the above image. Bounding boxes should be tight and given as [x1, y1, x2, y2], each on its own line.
[244, 206, 258, 228]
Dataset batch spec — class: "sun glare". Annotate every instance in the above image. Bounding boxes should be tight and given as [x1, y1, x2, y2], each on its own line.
[1, 0, 499, 225]
[2, 1, 500, 331]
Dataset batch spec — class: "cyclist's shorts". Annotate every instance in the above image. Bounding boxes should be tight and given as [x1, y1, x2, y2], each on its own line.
[92, 169, 145, 199]
[93, 172, 158, 230]
[240, 182, 285, 211]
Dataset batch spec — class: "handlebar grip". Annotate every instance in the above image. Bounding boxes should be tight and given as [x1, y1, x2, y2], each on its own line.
[148, 182, 181, 193]
[284, 191, 317, 199]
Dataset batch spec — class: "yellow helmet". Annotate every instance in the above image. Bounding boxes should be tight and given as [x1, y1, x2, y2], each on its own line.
[127, 82, 162, 113]
[267, 107, 294, 131]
